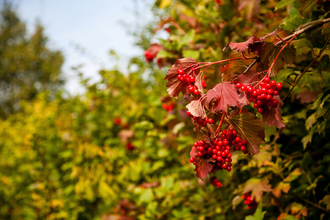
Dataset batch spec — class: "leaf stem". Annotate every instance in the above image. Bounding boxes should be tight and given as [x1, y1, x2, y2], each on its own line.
[282, 37, 330, 101]
[267, 34, 297, 76]
[196, 57, 255, 70]
[215, 110, 227, 137]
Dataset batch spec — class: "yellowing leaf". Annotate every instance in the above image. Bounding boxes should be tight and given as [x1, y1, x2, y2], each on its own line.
[272, 182, 291, 198]
[284, 168, 302, 182]
[243, 178, 272, 202]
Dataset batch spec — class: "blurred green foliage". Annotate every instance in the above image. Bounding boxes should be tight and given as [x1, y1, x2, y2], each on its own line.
[0, 0, 330, 220]
[0, 3, 64, 118]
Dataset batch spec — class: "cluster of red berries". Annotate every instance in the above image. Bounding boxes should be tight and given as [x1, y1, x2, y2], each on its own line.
[186, 111, 213, 127]
[144, 51, 154, 62]
[236, 77, 282, 113]
[220, 129, 249, 154]
[189, 128, 248, 173]
[162, 103, 175, 112]
[210, 177, 223, 188]
[177, 68, 200, 96]
[242, 193, 258, 209]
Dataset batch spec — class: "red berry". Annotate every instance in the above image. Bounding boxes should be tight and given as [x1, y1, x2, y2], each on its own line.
[240, 145, 246, 151]
[222, 163, 227, 169]
[273, 90, 279, 95]
[260, 82, 266, 88]
[208, 118, 213, 124]
[264, 77, 270, 83]
[276, 82, 283, 90]
[257, 108, 263, 113]
[202, 81, 207, 88]
[193, 90, 199, 95]
[189, 157, 195, 163]
[177, 68, 185, 75]
[270, 80, 276, 86]
[235, 137, 241, 143]
[236, 83, 242, 88]
[241, 86, 246, 91]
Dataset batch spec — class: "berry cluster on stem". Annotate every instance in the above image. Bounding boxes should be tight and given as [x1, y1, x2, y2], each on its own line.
[236, 77, 282, 113]
[189, 128, 249, 173]
[186, 111, 213, 127]
[177, 68, 200, 96]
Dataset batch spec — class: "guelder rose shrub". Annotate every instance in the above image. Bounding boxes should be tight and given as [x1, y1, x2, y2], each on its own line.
[1, 1, 330, 220]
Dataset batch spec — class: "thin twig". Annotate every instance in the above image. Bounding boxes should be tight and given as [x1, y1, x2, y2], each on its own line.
[282, 37, 330, 101]
[215, 110, 227, 137]
[267, 34, 297, 76]
[293, 193, 329, 213]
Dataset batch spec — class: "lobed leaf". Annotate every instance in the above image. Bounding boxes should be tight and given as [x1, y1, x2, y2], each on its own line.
[299, 0, 318, 19]
[243, 178, 272, 202]
[186, 100, 205, 118]
[206, 82, 240, 112]
[165, 58, 200, 98]
[194, 157, 213, 180]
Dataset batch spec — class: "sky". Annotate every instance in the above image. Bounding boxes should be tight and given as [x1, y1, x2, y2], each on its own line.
[16, 0, 153, 94]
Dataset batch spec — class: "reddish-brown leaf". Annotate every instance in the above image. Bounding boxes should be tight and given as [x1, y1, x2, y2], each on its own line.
[146, 43, 162, 57]
[165, 58, 200, 98]
[261, 107, 285, 129]
[223, 36, 254, 53]
[243, 178, 272, 202]
[186, 100, 205, 118]
[228, 113, 265, 155]
[190, 147, 198, 159]
[194, 157, 213, 180]
[236, 70, 262, 85]
[206, 82, 240, 112]
[238, 92, 250, 107]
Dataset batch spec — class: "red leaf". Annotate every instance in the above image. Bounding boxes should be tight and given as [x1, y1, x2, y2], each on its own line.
[206, 82, 239, 112]
[261, 107, 285, 129]
[186, 100, 205, 118]
[238, 92, 250, 107]
[228, 113, 265, 155]
[223, 36, 254, 53]
[146, 43, 162, 57]
[165, 58, 200, 98]
[260, 28, 278, 41]
[194, 157, 213, 180]
[236, 70, 262, 85]
[190, 146, 198, 158]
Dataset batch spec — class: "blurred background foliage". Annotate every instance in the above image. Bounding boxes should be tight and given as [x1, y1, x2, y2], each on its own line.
[0, 0, 330, 220]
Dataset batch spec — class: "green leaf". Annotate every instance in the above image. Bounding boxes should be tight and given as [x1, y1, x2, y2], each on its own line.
[133, 121, 154, 130]
[305, 113, 317, 131]
[182, 50, 200, 59]
[138, 188, 154, 204]
[297, 71, 323, 91]
[276, 0, 296, 10]
[293, 38, 313, 55]
[272, 68, 295, 83]
[178, 29, 195, 50]
[157, 50, 175, 59]
[299, 0, 318, 19]
[319, 195, 330, 210]
[245, 201, 265, 220]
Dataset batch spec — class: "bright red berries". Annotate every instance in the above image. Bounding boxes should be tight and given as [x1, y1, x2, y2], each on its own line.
[210, 177, 223, 188]
[242, 193, 258, 209]
[144, 51, 154, 62]
[186, 111, 214, 127]
[235, 77, 283, 114]
[177, 68, 200, 97]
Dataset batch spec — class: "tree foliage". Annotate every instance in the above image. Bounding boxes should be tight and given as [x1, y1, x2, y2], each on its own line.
[0, 3, 64, 117]
[1, 0, 330, 220]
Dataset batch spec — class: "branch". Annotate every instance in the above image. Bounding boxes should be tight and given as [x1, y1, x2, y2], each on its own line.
[274, 18, 330, 47]
[293, 193, 330, 213]
[243, 18, 330, 74]
[282, 37, 330, 101]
